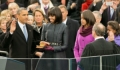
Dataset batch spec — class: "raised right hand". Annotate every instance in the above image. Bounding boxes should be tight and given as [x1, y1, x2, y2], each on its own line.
[101, 2, 108, 11]
[10, 19, 16, 33]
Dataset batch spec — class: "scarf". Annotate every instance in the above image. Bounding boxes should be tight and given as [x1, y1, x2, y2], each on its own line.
[80, 26, 93, 37]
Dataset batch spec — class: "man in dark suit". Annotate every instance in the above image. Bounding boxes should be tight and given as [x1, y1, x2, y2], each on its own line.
[89, 0, 103, 11]
[0, 0, 24, 11]
[2, 8, 35, 58]
[59, 5, 79, 58]
[1, 8, 35, 70]
[99, 0, 120, 27]
[67, 0, 82, 22]
[115, 6, 120, 24]
[79, 23, 120, 70]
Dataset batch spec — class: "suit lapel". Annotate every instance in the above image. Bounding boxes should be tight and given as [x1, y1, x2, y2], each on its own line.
[66, 17, 70, 25]
[16, 23, 26, 41]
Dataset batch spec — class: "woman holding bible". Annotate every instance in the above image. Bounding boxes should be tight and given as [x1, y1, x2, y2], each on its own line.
[34, 7, 68, 70]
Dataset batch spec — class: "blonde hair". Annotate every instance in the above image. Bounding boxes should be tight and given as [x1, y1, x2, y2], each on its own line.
[8, 2, 19, 9]
[33, 9, 44, 17]
[0, 16, 7, 25]
[33, 9, 48, 23]
[0, 9, 12, 17]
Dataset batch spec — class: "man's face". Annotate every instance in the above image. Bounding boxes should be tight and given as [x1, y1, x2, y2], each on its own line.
[112, 0, 120, 5]
[60, 8, 68, 21]
[7, 0, 15, 3]
[17, 10, 28, 24]
[42, 0, 50, 5]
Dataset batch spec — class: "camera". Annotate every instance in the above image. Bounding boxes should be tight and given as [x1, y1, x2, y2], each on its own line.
[106, 2, 113, 6]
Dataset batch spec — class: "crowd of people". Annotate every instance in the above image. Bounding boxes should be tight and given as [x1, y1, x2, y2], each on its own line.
[0, 0, 120, 70]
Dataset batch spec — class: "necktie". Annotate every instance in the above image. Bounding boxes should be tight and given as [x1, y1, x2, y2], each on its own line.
[107, 6, 111, 21]
[44, 6, 48, 15]
[23, 25, 28, 41]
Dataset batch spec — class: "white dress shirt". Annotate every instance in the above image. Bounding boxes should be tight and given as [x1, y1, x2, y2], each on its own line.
[110, 7, 114, 18]
[95, 36, 105, 40]
[62, 17, 68, 24]
[18, 21, 26, 33]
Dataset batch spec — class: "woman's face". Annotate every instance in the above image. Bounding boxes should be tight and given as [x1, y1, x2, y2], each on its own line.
[49, 15, 55, 23]
[81, 14, 87, 26]
[6, 14, 12, 21]
[34, 11, 44, 23]
[107, 25, 116, 35]
[0, 20, 7, 30]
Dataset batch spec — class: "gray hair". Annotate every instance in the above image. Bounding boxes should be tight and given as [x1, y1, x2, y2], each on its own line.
[58, 5, 68, 11]
[8, 2, 19, 9]
[17, 7, 27, 15]
[92, 11, 102, 19]
[92, 23, 106, 36]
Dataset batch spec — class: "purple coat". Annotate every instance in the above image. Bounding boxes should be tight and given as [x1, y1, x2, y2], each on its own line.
[106, 35, 120, 46]
[73, 30, 94, 62]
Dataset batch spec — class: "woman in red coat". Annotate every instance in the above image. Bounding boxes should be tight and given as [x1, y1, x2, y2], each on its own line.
[81, 0, 93, 11]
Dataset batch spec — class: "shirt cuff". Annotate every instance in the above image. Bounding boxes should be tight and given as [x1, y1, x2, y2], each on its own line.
[10, 32, 13, 34]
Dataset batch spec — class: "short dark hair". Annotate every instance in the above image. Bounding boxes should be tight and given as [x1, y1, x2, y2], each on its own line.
[82, 10, 96, 26]
[17, 7, 27, 15]
[48, 7, 62, 24]
[93, 23, 106, 36]
[107, 21, 120, 36]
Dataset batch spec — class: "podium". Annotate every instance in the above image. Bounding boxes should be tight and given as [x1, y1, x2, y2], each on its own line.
[0, 56, 25, 70]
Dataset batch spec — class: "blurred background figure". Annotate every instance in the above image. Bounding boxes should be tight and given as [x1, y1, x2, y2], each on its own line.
[0, 0, 24, 11]
[39, 0, 54, 16]
[0, 9, 12, 21]
[89, 0, 102, 11]
[32, 9, 47, 70]
[59, 5, 79, 58]
[81, 0, 93, 11]
[0, 16, 7, 33]
[92, 11, 102, 23]
[67, 0, 82, 23]
[74, 10, 95, 70]
[106, 21, 120, 46]
[33, 9, 47, 58]
[99, 0, 120, 38]
[8, 2, 19, 19]
[99, 0, 120, 27]
[0, 16, 8, 52]
[27, 0, 40, 13]
[27, 14, 34, 25]
[51, 0, 61, 6]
